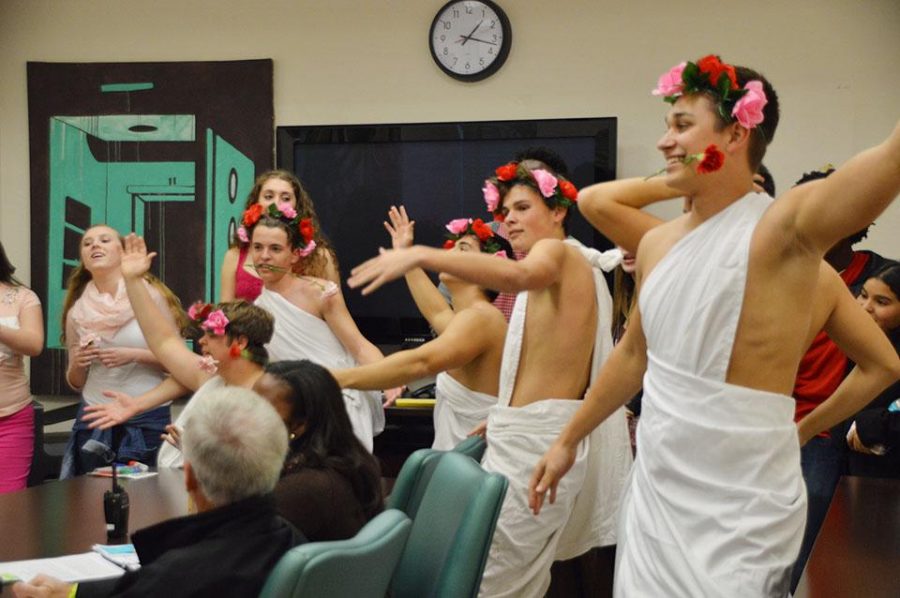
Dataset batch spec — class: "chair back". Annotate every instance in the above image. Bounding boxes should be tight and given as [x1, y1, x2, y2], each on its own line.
[259, 508, 412, 598]
[451, 435, 487, 461]
[391, 452, 508, 598]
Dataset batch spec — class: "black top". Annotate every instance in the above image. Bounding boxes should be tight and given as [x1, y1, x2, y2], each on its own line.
[275, 467, 368, 542]
[77, 494, 302, 598]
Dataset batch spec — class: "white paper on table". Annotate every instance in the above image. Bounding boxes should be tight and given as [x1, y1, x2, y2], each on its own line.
[0, 552, 126, 583]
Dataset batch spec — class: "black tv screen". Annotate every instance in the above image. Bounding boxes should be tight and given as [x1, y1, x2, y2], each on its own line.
[277, 117, 617, 344]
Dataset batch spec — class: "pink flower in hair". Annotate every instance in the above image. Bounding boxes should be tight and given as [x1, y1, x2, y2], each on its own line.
[652, 62, 686, 97]
[446, 218, 471, 235]
[483, 181, 500, 212]
[732, 80, 767, 129]
[531, 169, 558, 198]
[201, 310, 230, 336]
[236, 226, 249, 243]
[279, 204, 298, 219]
[298, 240, 317, 258]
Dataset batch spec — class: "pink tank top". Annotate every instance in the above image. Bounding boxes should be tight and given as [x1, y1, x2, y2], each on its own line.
[234, 246, 263, 302]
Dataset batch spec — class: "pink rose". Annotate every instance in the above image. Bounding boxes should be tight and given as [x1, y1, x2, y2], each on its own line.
[482, 181, 500, 212]
[201, 310, 230, 336]
[445, 218, 471, 235]
[236, 226, 249, 243]
[279, 204, 298, 219]
[651, 62, 686, 97]
[197, 355, 219, 374]
[732, 80, 767, 129]
[298, 239, 317, 258]
[531, 169, 558, 199]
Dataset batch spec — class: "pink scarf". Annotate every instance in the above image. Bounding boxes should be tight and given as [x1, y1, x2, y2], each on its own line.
[69, 278, 152, 341]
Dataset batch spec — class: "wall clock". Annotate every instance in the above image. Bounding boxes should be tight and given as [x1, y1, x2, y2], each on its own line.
[429, 0, 512, 82]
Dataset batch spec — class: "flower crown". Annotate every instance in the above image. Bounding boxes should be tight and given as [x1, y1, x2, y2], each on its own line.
[187, 302, 229, 336]
[482, 162, 578, 222]
[237, 203, 317, 258]
[652, 54, 768, 129]
[443, 218, 507, 257]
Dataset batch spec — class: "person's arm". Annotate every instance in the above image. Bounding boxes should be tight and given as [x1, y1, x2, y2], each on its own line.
[82, 376, 189, 429]
[320, 286, 385, 366]
[529, 306, 648, 514]
[349, 237, 565, 297]
[219, 247, 239, 302]
[64, 318, 98, 391]
[577, 178, 676, 253]
[333, 308, 493, 390]
[786, 120, 900, 255]
[385, 205, 454, 333]
[120, 234, 208, 391]
[95, 288, 176, 369]
[11, 574, 74, 598]
[797, 278, 900, 444]
[0, 303, 43, 356]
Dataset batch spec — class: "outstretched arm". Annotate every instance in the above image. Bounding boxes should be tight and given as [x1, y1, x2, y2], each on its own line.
[385, 205, 454, 333]
[120, 234, 209, 391]
[529, 307, 648, 514]
[82, 376, 189, 429]
[577, 178, 676, 253]
[788, 120, 900, 255]
[349, 237, 563, 296]
[333, 308, 494, 390]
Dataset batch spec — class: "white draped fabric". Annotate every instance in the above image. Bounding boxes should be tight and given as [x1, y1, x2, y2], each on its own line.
[255, 288, 384, 451]
[479, 241, 632, 598]
[432, 372, 496, 451]
[618, 192, 805, 597]
[157, 375, 226, 468]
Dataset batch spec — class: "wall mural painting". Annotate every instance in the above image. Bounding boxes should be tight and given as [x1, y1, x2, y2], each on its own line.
[27, 60, 274, 394]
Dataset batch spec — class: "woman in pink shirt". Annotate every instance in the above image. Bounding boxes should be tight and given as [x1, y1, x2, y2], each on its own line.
[0, 241, 44, 492]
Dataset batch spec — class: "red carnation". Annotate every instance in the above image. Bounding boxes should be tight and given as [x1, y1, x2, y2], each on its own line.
[242, 203, 264, 227]
[298, 218, 314, 243]
[697, 54, 738, 90]
[443, 239, 456, 250]
[493, 212, 505, 223]
[495, 162, 518, 182]
[229, 342, 242, 358]
[697, 144, 725, 174]
[559, 180, 578, 202]
[471, 218, 493, 242]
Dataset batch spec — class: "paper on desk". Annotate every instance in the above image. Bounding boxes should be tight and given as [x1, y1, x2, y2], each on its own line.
[0, 552, 125, 583]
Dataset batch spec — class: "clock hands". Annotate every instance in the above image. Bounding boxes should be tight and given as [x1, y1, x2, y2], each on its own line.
[465, 36, 497, 46]
[458, 19, 484, 45]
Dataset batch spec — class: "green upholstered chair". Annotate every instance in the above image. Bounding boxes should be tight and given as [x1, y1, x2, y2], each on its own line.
[390, 451, 508, 598]
[259, 508, 412, 598]
[451, 434, 487, 461]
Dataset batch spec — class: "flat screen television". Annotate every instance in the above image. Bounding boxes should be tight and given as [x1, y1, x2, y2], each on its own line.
[277, 117, 617, 344]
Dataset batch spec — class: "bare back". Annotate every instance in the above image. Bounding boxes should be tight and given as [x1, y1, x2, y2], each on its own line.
[445, 302, 508, 396]
[509, 243, 597, 407]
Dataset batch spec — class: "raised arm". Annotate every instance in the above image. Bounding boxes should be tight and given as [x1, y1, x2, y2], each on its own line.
[120, 234, 208, 391]
[385, 205, 454, 333]
[797, 278, 900, 444]
[321, 286, 385, 366]
[82, 376, 189, 429]
[349, 237, 563, 297]
[333, 308, 494, 390]
[529, 305, 648, 514]
[788, 120, 900, 254]
[577, 178, 677, 253]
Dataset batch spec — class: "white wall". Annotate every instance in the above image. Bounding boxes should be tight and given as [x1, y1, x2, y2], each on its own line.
[2, 0, 899, 285]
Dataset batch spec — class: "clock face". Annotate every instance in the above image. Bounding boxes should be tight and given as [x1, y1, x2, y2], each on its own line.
[429, 0, 511, 81]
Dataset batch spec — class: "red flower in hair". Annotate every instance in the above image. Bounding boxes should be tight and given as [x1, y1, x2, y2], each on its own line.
[443, 239, 456, 250]
[242, 203, 264, 227]
[493, 212, 505, 223]
[697, 145, 725, 174]
[471, 218, 493, 242]
[697, 54, 738, 90]
[298, 218, 314, 243]
[495, 162, 518, 182]
[559, 180, 578, 202]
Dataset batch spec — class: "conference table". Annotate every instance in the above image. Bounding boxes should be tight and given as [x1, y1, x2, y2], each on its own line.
[0, 468, 188, 562]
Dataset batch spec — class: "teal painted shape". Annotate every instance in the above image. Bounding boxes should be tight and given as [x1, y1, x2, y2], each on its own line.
[207, 129, 255, 302]
[100, 82, 155, 93]
[54, 115, 195, 142]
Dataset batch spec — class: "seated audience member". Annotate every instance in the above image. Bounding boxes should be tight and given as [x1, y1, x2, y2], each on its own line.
[333, 207, 510, 450]
[12, 387, 300, 598]
[841, 263, 900, 477]
[0, 240, 43, 492]
[254, 360, 384, 541]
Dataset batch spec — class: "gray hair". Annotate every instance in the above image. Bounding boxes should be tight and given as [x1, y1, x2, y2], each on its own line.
[181, 386, 288, 506]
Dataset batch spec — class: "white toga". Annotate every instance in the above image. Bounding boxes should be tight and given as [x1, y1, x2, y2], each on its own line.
[432, 372, 497, 451]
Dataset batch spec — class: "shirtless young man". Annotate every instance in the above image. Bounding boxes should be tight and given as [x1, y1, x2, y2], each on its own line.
[332, 207, 510, 450]
[529, 55, 900, 595]
[349, 163, 631, 597]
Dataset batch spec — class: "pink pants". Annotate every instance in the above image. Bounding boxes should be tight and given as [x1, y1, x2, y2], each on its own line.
[0, 403, 34, 493]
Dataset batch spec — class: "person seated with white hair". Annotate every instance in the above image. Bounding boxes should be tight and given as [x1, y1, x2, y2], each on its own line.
[12, 387, 302, 598]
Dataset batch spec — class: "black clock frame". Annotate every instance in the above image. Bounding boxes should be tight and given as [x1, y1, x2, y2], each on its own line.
[429, 0, 512, 82]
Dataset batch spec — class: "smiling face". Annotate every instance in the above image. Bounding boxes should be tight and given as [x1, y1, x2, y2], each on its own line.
[250, 224, 299, 284]
[500, 185, 564, 253]
[255, 177, 298, 210]
[656, 94, 732, 191]
[80, 225, 123, 273]
[857, 278, 900, 333]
